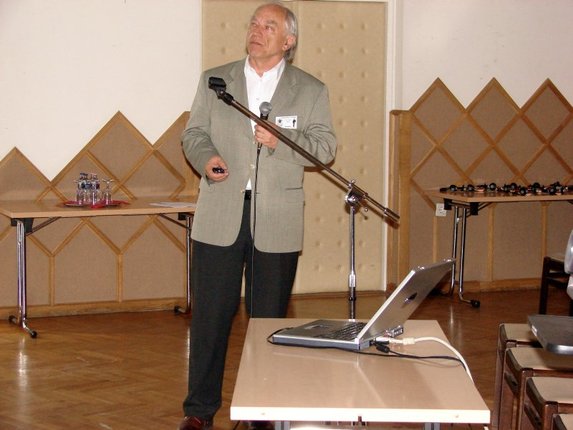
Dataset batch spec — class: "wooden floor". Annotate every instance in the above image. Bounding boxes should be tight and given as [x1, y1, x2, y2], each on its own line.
[0, 287, 570, 430]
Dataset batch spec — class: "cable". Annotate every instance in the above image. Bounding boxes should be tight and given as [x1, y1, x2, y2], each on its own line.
[248, 145, 263, 317]
[267, 332, 472, 379]
[374, 336, 473, 381]
[266, 338, 470, 376]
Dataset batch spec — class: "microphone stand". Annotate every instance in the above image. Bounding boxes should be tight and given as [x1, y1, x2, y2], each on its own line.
[208, 77, 399, 319]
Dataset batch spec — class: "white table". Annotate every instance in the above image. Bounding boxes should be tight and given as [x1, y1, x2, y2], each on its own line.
[231, 318, 490, 429]
[0, 197, 196, 337]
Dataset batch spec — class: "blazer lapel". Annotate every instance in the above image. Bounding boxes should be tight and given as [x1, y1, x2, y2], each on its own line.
[270, 64, 298, 115]
[224, 60, 253, 141]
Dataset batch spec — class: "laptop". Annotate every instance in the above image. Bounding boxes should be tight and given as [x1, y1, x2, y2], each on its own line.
[528, 314, 573, 355]
[271, 258, 454, 351]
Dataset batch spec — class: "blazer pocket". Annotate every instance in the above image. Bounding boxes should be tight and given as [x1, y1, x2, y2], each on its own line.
[283, 187, 304, 203]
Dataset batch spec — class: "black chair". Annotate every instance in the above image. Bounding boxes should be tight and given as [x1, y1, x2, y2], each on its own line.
[538, 256, 572, 315]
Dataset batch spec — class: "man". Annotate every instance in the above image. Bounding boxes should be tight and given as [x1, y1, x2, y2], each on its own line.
[179, 2, 336, 429]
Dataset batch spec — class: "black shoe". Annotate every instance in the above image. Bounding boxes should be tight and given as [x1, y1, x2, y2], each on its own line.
[247, 421, 274, 430]
[179, 416, 213, 430]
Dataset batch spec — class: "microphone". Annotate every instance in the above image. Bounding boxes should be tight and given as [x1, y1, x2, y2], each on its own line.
[257, 102, 273, 150]
[259, 101, 272, 120]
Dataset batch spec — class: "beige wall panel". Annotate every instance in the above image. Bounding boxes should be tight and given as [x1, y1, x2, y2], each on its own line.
[387, 111, 406, 284]
[442, 118, 488, 171]
[547, 202, 573, 255]
[89, 216, 149, 250]
[413, 150, 458, 189]
[436, 212, 455, 260]
[156, 113, 197, 193]
[470, 151, 516, 185]
[553, 121, 573, 162]
[25, 239, 51, 306]
[408, 193, 434, 266]
[295, 1, 387, 293]
[493, 202, 542, 280]
[88, 119, 152, 181]
[469, 86, 519, 142]
[0, 212, 9, 234]
[524, 86, 571, 139]
[392, 78, 573, 290]
[461, 211, 490, 283]
[161, 215, 189, 247]
[527, 151, 569, 184]
[410, 124, 457, 181]
[0, 231, 18, 306]
[0, 150, 51, 201]
[498, 119, 543, 172]
[122, 223, 185, 300]
[0, 112, 192, 317]
[412, 85, 464, 145]
[123, 153, 184, 197]
[54, 227, 118, 304]
[202, 0, 388, 293]
[32, 218, 82, 252]
[202, 0, 261, 70]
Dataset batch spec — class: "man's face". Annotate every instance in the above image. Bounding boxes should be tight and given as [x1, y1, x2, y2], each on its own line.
[246, 4, 293, 65]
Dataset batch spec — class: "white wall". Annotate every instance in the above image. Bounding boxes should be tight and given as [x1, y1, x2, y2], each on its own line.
[395, 0, 573, 109]
[0, 0, 201, 180]
[2, 0, 572, 179]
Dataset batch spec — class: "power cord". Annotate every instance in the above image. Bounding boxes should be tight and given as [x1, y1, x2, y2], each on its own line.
[374, 336, 473, 381]
[267, 330, 473, 381]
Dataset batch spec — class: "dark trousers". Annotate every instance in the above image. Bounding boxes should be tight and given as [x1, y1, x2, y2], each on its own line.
[183, 199, 299, 418]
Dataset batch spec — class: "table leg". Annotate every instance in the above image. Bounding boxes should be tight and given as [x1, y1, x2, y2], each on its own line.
[8, 219, 37, 338]
[445, 206, 480, 308]
[174, 213, 193, 315]
[446, 206, 461, 295]
[457, 208, 480, 308]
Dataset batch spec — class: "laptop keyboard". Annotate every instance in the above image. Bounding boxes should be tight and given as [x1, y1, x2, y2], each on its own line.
[316, 322, 366, 340]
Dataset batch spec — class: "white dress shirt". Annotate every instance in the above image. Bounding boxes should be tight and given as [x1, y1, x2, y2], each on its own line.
[244, 57, 285, 189]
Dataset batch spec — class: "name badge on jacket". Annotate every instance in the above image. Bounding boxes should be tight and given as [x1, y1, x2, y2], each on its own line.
[276, 116, 297, 129]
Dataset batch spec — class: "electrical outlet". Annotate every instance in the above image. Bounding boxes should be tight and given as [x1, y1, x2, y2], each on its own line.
[435, 203, 447, 217]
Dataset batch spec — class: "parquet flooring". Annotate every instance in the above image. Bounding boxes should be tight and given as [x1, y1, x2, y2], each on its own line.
[0, 287, 570, 429]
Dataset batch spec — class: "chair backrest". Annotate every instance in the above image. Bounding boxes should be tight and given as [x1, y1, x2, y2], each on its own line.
[566, 229, 573, 274]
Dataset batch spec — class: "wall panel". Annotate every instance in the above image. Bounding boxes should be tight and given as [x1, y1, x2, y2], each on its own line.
[0, 113, 199, 317]
[391, 78, 573, 291]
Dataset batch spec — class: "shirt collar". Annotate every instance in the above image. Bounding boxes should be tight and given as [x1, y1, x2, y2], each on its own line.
[245, 57, 286, 81]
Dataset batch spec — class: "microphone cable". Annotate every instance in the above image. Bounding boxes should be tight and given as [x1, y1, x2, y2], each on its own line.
[248, 143, 263, 317]
[248, 101, 272, 317]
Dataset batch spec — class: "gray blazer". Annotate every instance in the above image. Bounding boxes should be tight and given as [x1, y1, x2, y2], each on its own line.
[182, 59, 337, 253]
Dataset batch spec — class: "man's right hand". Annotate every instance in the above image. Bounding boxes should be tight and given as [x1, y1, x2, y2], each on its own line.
[206, 156, 229, 182]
